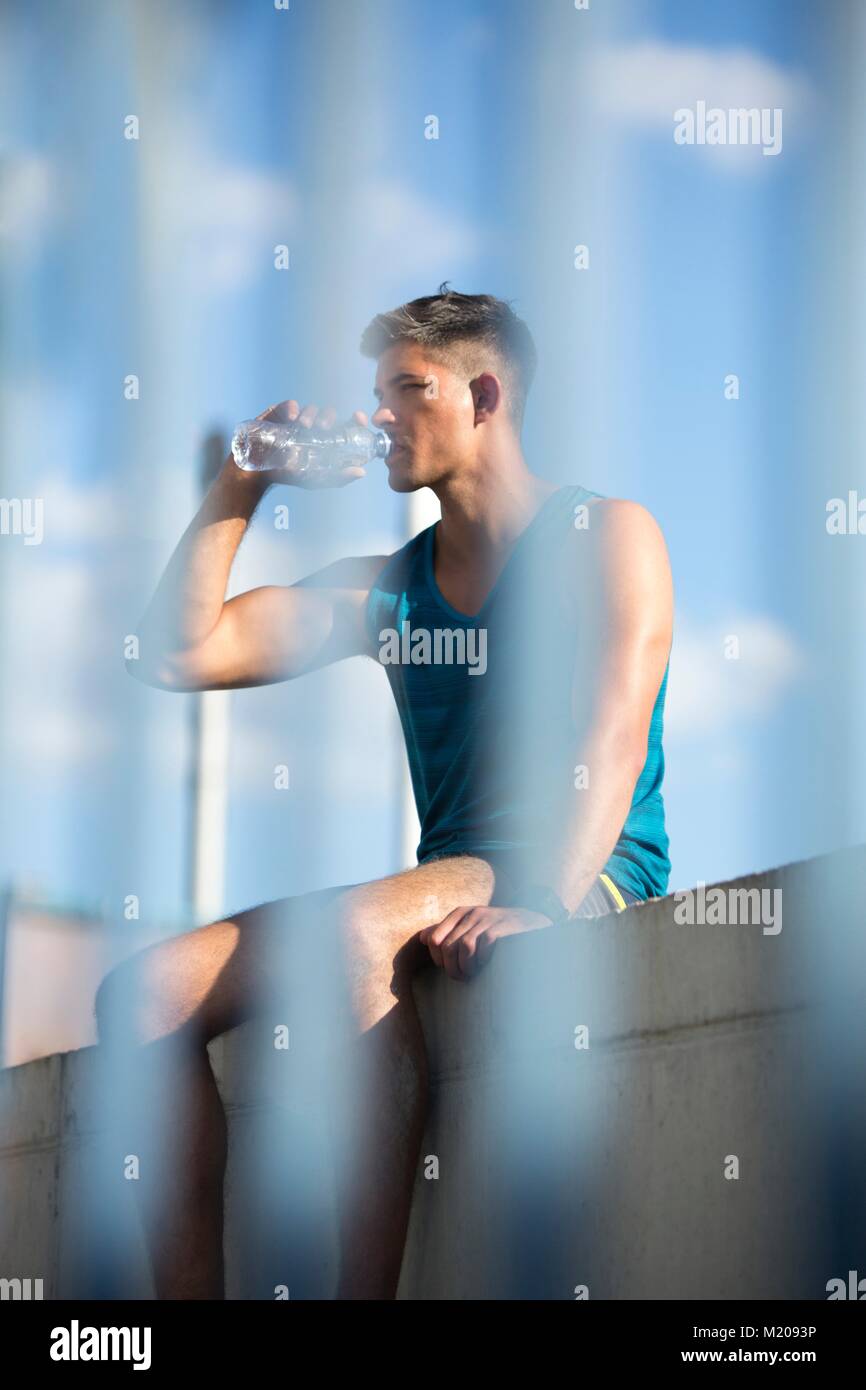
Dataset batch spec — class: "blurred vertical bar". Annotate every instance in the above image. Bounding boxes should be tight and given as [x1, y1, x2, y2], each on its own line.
[185, 429, 231, 923]
[804, 0, 866, 1285]
[233, 0, 407, 1295]
[0, 883, 11, 1068]
[479, 0, 620, 1298]
[399, 487, 440, 868]
[0, 4, 19, 1050]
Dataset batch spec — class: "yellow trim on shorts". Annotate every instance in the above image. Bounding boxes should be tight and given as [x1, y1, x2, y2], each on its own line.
[599, 872, 628, 912]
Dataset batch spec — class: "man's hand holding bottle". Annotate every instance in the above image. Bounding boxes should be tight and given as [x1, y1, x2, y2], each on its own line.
[228, 398, 390, 488]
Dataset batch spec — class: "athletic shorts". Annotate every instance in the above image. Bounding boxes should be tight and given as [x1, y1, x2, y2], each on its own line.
[420, 849, 641, 917]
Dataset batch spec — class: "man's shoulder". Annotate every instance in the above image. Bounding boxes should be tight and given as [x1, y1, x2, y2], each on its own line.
[578, 494, 668, 545]
[565, 494, 671, 598]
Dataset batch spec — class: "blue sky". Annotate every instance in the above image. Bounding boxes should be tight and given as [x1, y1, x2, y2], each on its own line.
[0, 0, 863, 932]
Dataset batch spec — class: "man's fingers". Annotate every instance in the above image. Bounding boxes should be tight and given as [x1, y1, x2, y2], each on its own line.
[296, 465, 365, 490]
[421, 907, 466, 942]
[256, 400, 351, 432]
[456, 922, 502, 979]
[439, 907, 484, 952]
[258, 398, 300, 423]
[420, 907, 503, 980]
[426, 913, 505, 981]
[474, 926, 500, 970]
[333, 465, 366, 486]
[439, 909, 485, 981]
[420, 907, 468, 967]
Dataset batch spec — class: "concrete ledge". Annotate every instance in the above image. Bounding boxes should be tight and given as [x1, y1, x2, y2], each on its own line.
[1, 845, 865, 1299]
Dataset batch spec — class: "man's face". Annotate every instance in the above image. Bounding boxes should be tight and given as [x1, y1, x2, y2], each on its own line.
[370, 342, 478, 492]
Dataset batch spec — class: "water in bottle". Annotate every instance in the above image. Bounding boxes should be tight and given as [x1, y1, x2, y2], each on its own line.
[231, 418, 392, 477]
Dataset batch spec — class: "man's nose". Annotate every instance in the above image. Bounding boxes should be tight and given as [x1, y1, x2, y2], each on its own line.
[371, 405, 395, 428]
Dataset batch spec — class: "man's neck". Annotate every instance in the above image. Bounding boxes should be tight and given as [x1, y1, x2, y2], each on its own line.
[432, 452, 560, 564]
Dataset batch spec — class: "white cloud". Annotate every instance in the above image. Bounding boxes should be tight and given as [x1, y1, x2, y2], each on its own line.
[0, 152, 56, 261]
[32, 470, 120, 544]
[0, 556, 121, 768]
[0, 126, 295, 292]
[350, 180, 481, 278]
[146, 118, 297, 294]
[593, 41, 814, 171]
[154, 154, 480, 294]
[0, 375, 122, 535]
[665, 615, 804, 738]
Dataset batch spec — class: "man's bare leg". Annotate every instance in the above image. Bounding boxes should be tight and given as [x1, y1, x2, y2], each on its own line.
[95, 1035, 229, 1300]
[94, 920, 248, 1301]
[94, 854, 499, 1300]
[331, 949, 431, 1299]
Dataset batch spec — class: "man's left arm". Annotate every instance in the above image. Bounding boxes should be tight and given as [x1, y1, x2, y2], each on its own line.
[527, 497, 674, 916]
[421, 499, 673, 980]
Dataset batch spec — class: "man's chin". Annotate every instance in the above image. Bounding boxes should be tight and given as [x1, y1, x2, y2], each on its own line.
[386, 467, 422, 493]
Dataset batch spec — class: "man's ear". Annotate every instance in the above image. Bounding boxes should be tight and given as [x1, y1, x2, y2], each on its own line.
[470, 371, 502, 420]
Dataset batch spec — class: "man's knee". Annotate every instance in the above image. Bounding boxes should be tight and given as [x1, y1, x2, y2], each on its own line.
[329, 900, 394, 994]
[94, 953, 151, 1047]
[330, 875, 458, 986]
[94, 917, 241, 1049]
[94, 951, 189, 1049]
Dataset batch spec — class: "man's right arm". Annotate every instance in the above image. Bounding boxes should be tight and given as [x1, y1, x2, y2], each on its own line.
[126, 400, 390, 692]
[128, 556, 391, 692]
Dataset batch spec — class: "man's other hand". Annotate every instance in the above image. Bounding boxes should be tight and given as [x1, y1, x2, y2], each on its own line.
[418, 905, 552, 982]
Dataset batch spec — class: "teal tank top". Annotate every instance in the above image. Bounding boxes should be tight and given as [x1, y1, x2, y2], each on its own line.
[365, 484, 670, 901]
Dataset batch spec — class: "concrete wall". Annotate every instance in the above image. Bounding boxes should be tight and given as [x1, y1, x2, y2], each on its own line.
[1, 845, 865, 1300]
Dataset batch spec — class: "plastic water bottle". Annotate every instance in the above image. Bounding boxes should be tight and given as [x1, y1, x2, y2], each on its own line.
[231, 418, 392, 477]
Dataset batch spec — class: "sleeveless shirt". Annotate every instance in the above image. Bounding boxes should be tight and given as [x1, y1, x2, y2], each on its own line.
[365, 484, 670, 900]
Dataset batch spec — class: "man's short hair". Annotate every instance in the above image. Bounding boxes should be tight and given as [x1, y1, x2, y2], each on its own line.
[359, 283, 538, 431]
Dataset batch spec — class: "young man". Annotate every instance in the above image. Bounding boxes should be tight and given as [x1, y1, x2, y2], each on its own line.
[97, 286, 673, 1300]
